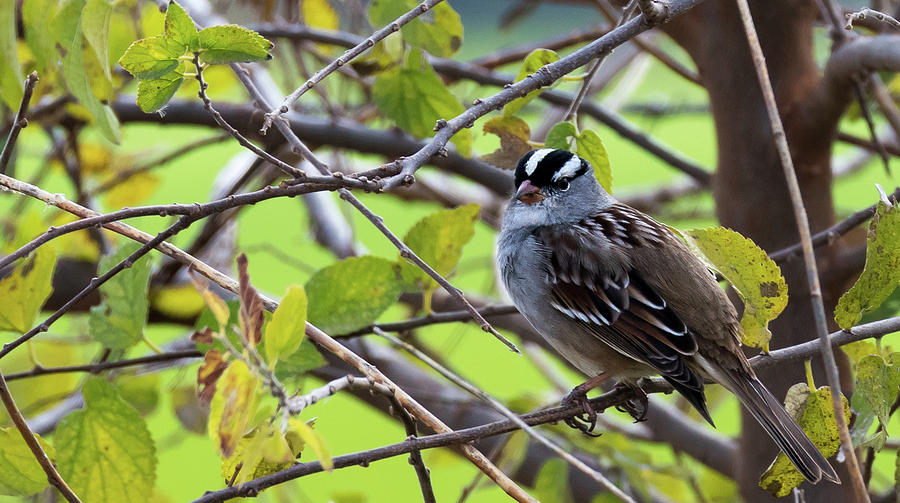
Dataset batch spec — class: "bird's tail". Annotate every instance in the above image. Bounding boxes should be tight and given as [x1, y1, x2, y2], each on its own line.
[721, 369, 840, 484]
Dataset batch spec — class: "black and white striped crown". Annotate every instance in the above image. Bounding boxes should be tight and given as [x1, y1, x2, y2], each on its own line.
[514, 149, 589, 189]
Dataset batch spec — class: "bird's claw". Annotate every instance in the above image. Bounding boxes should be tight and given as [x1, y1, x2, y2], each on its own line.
[613, 383, 649, 423]
[561, 388, 602, 437]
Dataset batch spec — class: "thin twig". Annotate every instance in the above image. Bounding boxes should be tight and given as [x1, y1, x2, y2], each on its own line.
[837, 131, 900, 157]
[0, 171, 376, 272]
[263, 0, 446, 131]
[303, 323, 536, 503]
[5, 350, 203, 381]
[0, 369, 81, 502]
[565, 1, 636, 123]
[768, 186, 900, 263]
[375, 328, 637, 502]
[734, 0, 868, 498]
[335, 305, 521, 338]
[191, 54, 304, 179]
[0, 72, 39, 175]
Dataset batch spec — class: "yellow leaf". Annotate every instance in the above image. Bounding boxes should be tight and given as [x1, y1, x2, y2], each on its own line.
[683, 227, 788, 351]
[150, 283, 206, 320]
[190, 275, 231, 330]
[208, 360, 260, 457]
[264, 284, 308, 367]
[103, 171, 160, 209]
[302, 0, 338, 31]
[759, 383, 848, 496]
[0, 247, 56, 334]
[287, 418, 333, 471]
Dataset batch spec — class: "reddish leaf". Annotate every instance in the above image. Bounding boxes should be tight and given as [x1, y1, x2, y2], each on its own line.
[236, 254, 264, 345]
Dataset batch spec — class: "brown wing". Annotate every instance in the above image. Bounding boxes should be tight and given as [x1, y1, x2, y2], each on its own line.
[535, 206, 713, 423]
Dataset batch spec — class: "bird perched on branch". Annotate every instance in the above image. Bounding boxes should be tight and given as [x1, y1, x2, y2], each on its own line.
[496, 148, 839, 484]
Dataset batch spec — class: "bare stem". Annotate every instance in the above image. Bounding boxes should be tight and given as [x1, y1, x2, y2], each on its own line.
[0, 72, 39, 175]
[0, 369, 81, 502]
[734, 0, 868, 498]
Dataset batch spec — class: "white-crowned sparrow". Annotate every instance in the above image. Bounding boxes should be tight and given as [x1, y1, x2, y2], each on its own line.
[496, 148, 839, 484]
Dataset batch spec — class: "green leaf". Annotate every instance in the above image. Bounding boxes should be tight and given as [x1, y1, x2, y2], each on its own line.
[835, 199, 900, 329]
[55, 379, 156, 503]
[369, 0, 463, 57]
[503, 48, 559, 116]
[545, 121, 577, 150]
[165, 1, 199, 51]
[221, 423, 294, 485]
[82, 0, 114, 81]
[684, 227, 788, 351]
[0, 428, 56, 496]
[575, 130, 612, 192]
[533, 458, 571, 503]
[286, 418, 333, 471]
[481, 116, 532, 171]
[372, 52, 470, 156]
[116, 373, 160, 416]
[52, 0, 120, 143]
[0, 0, 24, 109]
[208, 360, 260, 457]
[0, 247, 56, 334]
[851, 354, 900, 449]
[544, 122, 613, 192]
[306, 256, 404, 334]
[119, 34, 185, 80]
[759, 383, 847, 496]
[89, 243, 153, 349]
[264, 285, 308, 367]
[197, 25, 273, 64]
[273, 338, 326, 382]
[399, 204, 479, 294]
[22, 0, 58, 72]
[136, 69, 184, 113]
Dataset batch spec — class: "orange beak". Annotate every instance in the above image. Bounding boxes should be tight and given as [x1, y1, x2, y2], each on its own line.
[515, 180, 545, 204]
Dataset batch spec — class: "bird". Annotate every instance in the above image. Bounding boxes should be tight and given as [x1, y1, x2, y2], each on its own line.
[496, 148, 840, 485]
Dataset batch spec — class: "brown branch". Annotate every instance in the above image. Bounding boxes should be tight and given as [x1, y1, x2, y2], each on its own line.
[769, 186, 900, 264]
[4, 350, 203, 382]
[191, 55, 304, 179]
[0, 369, 81, 502]
[191, 384, 642, 503]
[735, 0, 866, 497]
[251, 13, 711, 184]
[837, 131, 900, 157]
[0, 171, 376, 273]
[375, 329, 636, 502]
[335, 305, 521, 338]
[0, 72, 39, 175]
[302, 324, 536, 503]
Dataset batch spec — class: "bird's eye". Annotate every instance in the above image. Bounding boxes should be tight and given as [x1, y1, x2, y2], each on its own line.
[554, 179, 570, 192]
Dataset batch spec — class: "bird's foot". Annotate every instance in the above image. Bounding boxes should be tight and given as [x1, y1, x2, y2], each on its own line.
[560, 387, 602, 437]
[613, 382, 649, 423]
